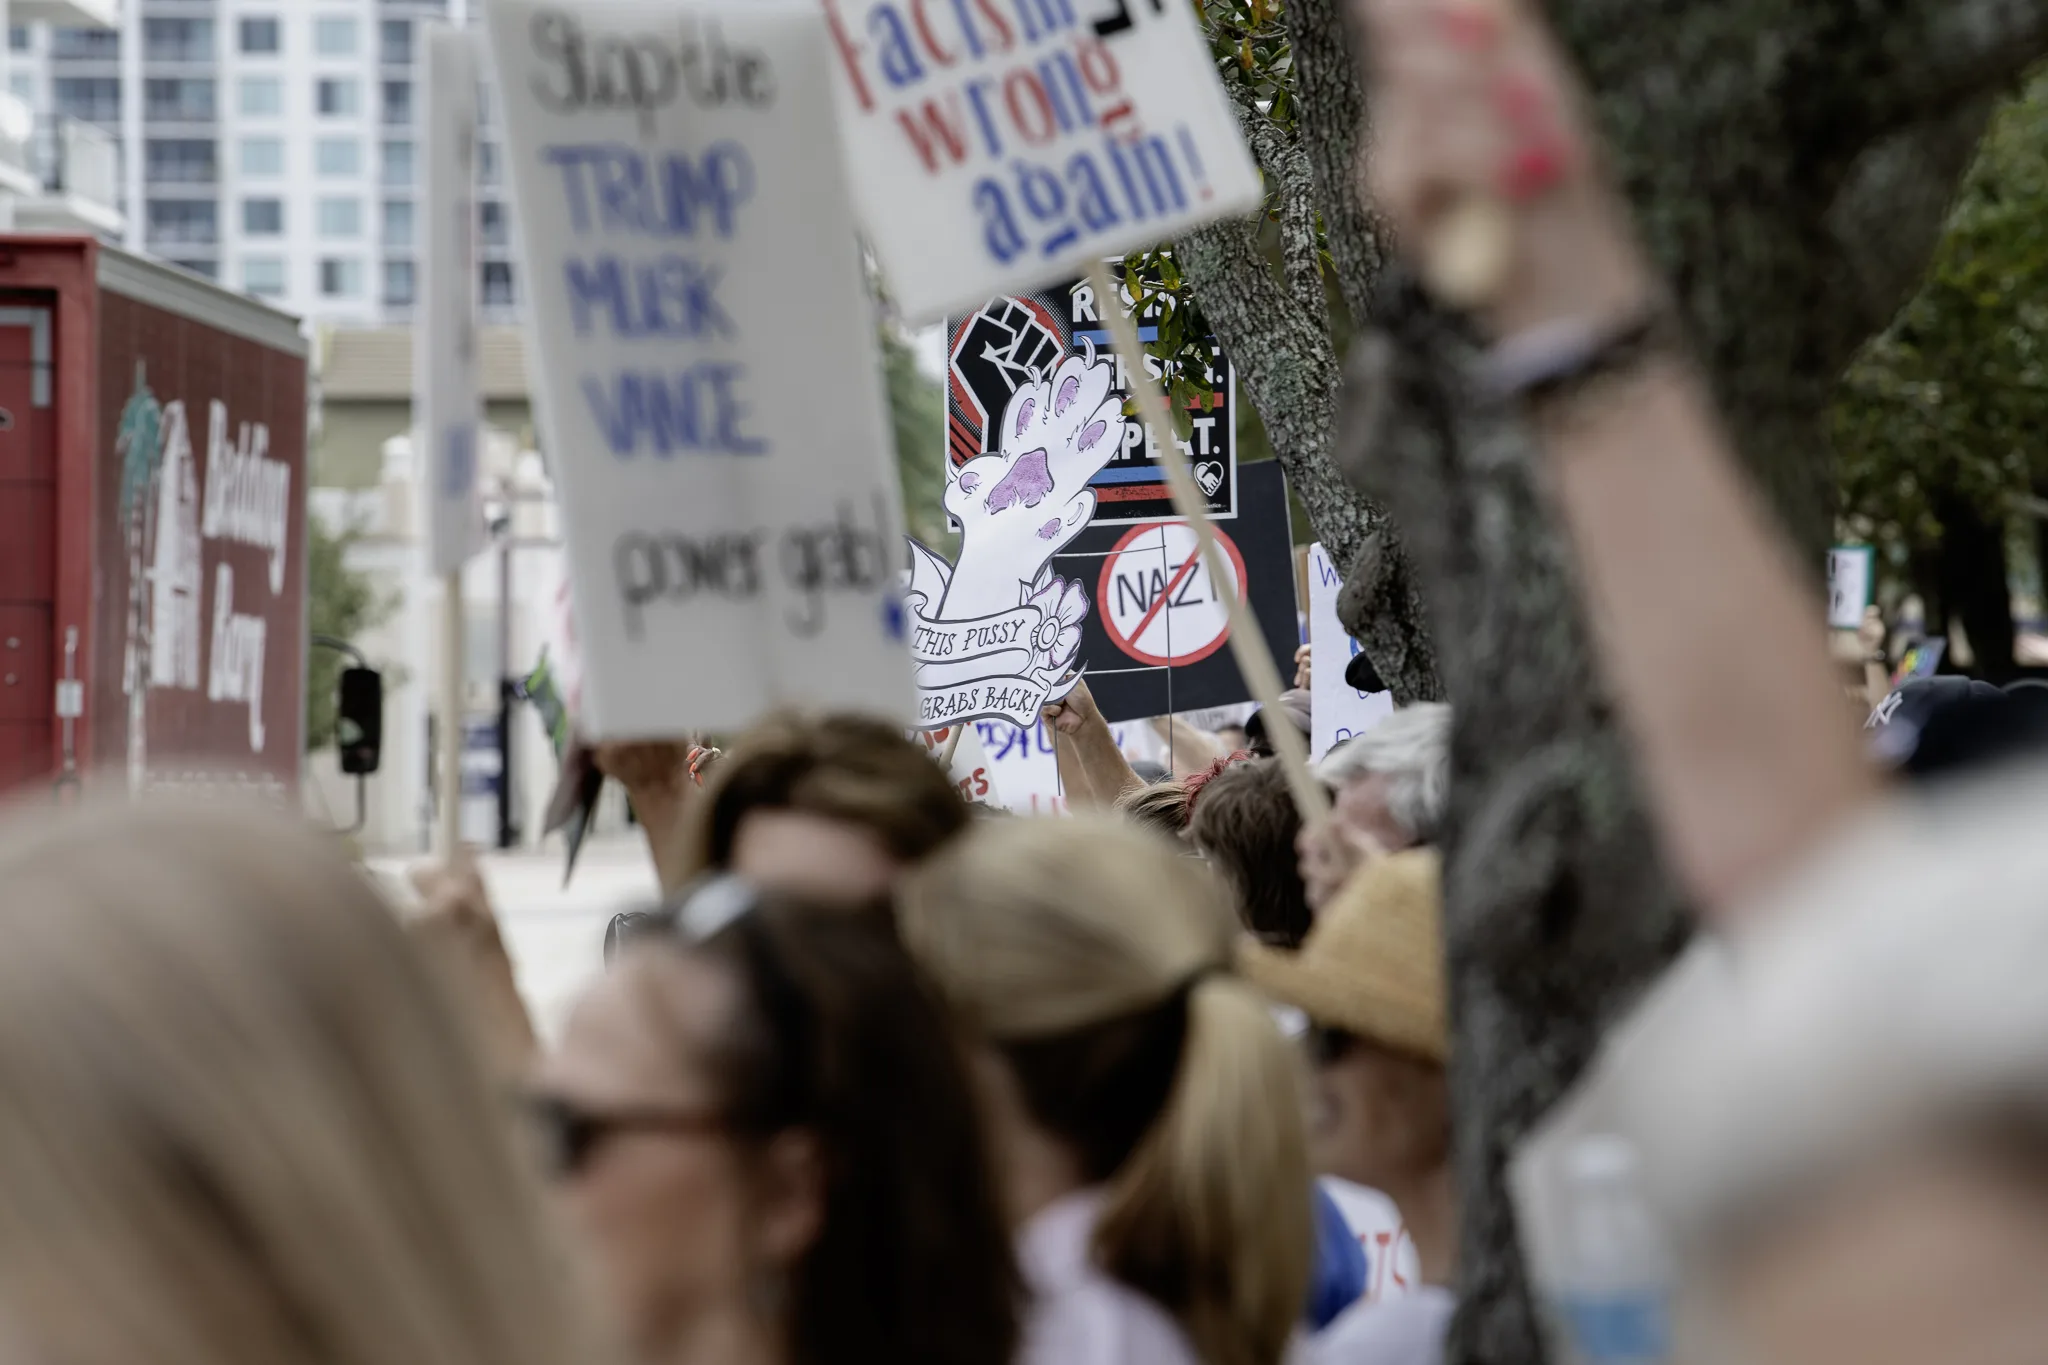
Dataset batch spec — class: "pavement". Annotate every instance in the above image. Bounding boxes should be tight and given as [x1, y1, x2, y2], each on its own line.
[370, 833, 661, 1046]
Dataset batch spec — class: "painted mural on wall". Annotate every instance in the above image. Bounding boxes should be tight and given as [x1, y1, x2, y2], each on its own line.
[114, 364, 294, 793]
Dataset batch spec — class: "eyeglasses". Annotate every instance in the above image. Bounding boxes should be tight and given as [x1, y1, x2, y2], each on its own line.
[520, 1092, 724, 1180]
[604, 875, 758, 968]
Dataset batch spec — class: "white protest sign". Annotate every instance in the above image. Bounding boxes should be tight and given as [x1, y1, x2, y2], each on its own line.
[912, 722, 997, 803]
[1827, 544, 1875, 631]
[822, 0, 1263, 321]
[1307, 542, 1391, 761]
[976, 718, 1066, 813]
[484, 0, 914, 738]
[417, 24, 486, 573]
[906, 339, 1122, 729]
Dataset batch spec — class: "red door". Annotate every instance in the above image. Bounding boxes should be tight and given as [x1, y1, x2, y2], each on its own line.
[0, 304, 56, 791]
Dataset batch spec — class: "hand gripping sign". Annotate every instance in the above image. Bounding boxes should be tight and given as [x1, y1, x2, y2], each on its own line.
[821, 0, 1264, 321]
[907, 340, 1123, 728]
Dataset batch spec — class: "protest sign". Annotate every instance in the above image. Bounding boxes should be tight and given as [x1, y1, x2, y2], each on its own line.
[484, 0, 914, 738]
[948, 268, 1234, 524]
[911, 722, 996, 803]
[821, 0, 1262, 320]
[1827, 544, 1875, 630]
[417, 25, 486, 573]
[1307, 542, 1392, 761]
[1047, 459, 1296, 724]
[905, 335, 1124, 728]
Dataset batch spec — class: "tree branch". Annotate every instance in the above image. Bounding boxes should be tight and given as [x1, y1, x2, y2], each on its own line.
[1285, 0, 1387, 323]
[1216, 65, 1326, 324]
[1842, 0, 2048, 140]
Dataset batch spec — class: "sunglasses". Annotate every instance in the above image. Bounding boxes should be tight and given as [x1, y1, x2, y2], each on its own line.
[603, 875, 759, 968]
[1305, 1024, 1357, 1068]
[520, 1092, 724, 1180]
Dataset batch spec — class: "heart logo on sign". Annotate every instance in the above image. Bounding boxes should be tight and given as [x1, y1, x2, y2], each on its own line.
[1195, 461, 1225, 498]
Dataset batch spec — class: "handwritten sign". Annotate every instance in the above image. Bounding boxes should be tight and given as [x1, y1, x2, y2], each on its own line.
[484, 0, 914, 737]
[947, 267, 1235, 523]
[1307, 542, 1391, 761]
[822, 0, 1262, 321]
[417, 23, 486, 573]
[912, 723, 997, 803]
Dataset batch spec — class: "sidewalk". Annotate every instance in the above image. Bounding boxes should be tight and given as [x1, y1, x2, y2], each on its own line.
[372, 833, 661, 1045]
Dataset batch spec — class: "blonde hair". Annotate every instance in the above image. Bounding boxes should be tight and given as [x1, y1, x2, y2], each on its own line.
[0, 797, 593, 1365]
[898, 818, 1312, 1365]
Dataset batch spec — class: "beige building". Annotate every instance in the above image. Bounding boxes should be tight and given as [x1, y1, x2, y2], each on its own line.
[313, 324, 535, 488]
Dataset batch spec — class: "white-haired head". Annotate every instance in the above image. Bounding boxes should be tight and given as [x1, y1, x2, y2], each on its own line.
[1314, 703, 1450, 845]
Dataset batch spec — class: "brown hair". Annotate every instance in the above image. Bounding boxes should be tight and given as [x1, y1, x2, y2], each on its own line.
[1116, 777, 1193, 837]
[1187, 757, 1312, 947]
[898, 819, 1313, 1365]
[676, 712, 970, 883]
[0, 797, 591, 1365]
[640, 895, 1021, 1365]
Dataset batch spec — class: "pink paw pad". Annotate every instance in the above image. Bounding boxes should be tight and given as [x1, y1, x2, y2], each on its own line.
[1037, 519, 1063, 540]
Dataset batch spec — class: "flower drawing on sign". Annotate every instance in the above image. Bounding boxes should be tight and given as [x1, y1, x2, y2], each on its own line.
[905, 342, 1124, 731]
[1027, 574, 1087, 674]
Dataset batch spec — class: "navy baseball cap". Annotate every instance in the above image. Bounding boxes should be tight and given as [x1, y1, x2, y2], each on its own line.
[1866, 677, 2048, 777]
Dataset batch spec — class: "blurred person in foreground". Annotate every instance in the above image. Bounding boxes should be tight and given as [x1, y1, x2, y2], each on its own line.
[1189, 755, 1316, 947]
[0, 798, 592, 1365]
[605, 712, 971, 901]
[1297, 706, 1451, 912]
[1353, 0, 2048, 1359]
[537, 877, 1019, 1365]
[899, 818, 1315, 1365]
[1245, 851, 1454, 1364]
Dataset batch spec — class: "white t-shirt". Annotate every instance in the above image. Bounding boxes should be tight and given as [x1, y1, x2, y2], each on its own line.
[1313, 1285, 1455, 1365]
[1321, 1178, 1423, 1303]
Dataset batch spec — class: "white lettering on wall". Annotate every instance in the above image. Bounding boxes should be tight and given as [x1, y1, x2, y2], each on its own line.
[149, 400, 203, 691]
[202, 401, 292, 594]
[207, 562, 267, 754]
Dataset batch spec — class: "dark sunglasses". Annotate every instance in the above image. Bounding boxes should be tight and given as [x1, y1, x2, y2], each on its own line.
[1305, 1024, 1357, 1068]
[603, 875, 758, 968]
[520, 1092, 723, 1180]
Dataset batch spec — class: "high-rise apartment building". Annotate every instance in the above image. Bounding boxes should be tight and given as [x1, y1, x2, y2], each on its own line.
[19, 0, 518, 326]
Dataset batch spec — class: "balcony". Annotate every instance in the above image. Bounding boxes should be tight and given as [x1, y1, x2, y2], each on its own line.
[14, 0, 120, 31]
[0, 96, 43, 202]
[15, 116, 125, 236]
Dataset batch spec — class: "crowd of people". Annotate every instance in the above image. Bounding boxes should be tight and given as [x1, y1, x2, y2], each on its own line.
[7, 1, 2048, 1364]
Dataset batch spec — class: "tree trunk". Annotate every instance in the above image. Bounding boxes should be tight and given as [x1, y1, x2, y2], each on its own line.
[1933, 486, 2017, 681]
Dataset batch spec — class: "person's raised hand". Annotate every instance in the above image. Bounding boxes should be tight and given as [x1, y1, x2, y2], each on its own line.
[406, 849, 535, 1072]
[593, 739, 693, 798]
[1294, 644, 1313, 691]
[1353, 0, 1656, 336]
[1042, 677, 1102, 736]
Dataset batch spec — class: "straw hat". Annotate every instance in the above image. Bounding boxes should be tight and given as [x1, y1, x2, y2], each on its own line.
[1239, 848, 1447, 1064]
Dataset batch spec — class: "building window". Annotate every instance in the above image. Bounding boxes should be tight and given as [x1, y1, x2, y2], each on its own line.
[145, 139, 217, 184]
[147, 199, 217, 245]
[381, 80, 412, 127]
[238, 17, 280, 54]
[8, 27, 28, 53]
[381, 140, 414, 187]
[320, 258, 364, 299]
[238, 77, 282, 118]
[242, 198, 284, 236]
[382, 198, 414, 247]
[316, 78, 359, 117]
[316, 138, 362, 177]
[383, 259, 416, 307]
[477, 140, 500, 186]
[144, 78, 216, 121]
[52, 29, 119, 60]
[482, 261, 514, 307]
[8, 74, 30, 105]
[313, 16, 358, 56]
[143, 18, 213, 62]
[380, 19, 412, 66]
[54, 78, 120, 124]
[238, 137, 284, 177]
[317, 197, 362, 238]
[479, 200, 507, 246]
[241, 257, 287, 298]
